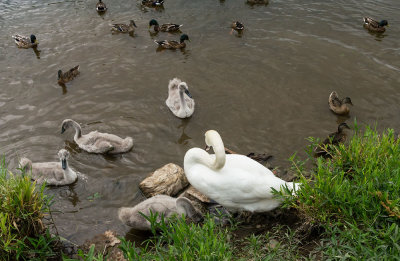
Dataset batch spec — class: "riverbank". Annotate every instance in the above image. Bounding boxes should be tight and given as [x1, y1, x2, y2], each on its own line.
[2, 125, 399, 260]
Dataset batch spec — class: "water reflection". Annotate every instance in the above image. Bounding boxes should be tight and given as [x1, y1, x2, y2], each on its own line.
[176, 119, 192, 145]
[58, 82, 68, 95]
[33, 47, 41, 59]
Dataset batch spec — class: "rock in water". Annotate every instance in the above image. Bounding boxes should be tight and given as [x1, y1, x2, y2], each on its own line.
[139, 163, 189, 197]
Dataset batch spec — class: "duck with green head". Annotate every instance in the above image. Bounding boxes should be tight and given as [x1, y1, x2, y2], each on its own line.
[154, 34, 190, 49]
[363, 17, 388, 33]
[149, 19, 183, 32]
[12, 34, 38, 48]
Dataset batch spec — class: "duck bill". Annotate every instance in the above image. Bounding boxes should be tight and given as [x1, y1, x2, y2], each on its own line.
[62, 159, 67, 170]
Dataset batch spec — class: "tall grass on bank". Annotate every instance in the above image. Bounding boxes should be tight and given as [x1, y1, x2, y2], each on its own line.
[120, 212, 233, 260]
[277, 125, 400, 259]
[0, 160, 54, 260]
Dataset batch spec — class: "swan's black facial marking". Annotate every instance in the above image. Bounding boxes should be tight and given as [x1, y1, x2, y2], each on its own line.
[184, 89, 193, 98]
[62, 159, 67, 170]
[61, 123, 67, 134]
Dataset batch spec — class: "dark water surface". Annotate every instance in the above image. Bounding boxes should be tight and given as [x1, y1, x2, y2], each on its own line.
[0, 0, 399, 243]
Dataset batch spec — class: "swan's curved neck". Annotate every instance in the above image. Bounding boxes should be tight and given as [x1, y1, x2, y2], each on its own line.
[207, 132, 226, 170]
[71, 121, 82, 139]
[179, 89, 187, 110]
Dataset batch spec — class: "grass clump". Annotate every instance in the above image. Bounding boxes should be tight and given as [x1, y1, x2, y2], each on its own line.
[277, 124, 400, 259]
[0, 159, 56, 260]
[121, 212, 233, 260]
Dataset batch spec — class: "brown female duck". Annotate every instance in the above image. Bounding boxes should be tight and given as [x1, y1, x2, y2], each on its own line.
[111, 20, 137, 34]
[328, 91, 353, 115]
[315, 123, 351, 158]
[58, 65, 80, 84]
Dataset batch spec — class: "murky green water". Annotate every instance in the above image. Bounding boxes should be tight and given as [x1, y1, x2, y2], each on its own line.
[0, 0, 399, 244]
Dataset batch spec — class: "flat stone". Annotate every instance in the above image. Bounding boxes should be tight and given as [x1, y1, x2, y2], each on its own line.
[182, 185, 211, 203]
[139, 163, 189, 198]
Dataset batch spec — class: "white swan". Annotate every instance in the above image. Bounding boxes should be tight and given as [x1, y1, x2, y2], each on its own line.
[118, 195, 203, 230]
[61, 119, 134, 154]
[19, 149, 77, 186]
[184, 130, 300, 212]
[165, 78, 195, 118]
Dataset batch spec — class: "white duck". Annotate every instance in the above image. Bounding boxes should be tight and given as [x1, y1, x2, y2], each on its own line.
[61, 119, 134, 154]
[19, 149, 77, 186]
[118, 195, 203, 230]
[184, 130, 300, 212]
[165, 78, 195, 118]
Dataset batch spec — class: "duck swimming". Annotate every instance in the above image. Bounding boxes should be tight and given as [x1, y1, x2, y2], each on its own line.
[58, 65, 80, 84]
[118, 195, 202, 230]
[328, 91, 353, 115]
[111, 20, 137, 34]
[363, 17, 388, 33]
[12, 34, 38, 48]
[231, 21, 244, 34]
[184, 130, 300, 212]
[149, 19, 183, 32]
[61, 119, 134, 154]
[247, 0, 269, 4]
[19, 149, 77, 186]
[96, 0, 107, 12]
[154, 34, 190, 49]
[142, 0, 164, 7]
[315, 123, 351, 158]
[165, 78, 195, 118]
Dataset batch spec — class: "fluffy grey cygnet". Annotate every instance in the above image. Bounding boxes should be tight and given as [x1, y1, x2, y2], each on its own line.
[19, 149, 77, 186]
[165, 78, 195, 118]
[61, 119, 134, 154]
[118, 195, 203, 230]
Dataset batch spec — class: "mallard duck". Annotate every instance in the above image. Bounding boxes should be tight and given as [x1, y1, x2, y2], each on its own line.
[328, 91, 353, 115]
[363, 17, 388, 33]
[111, 20, 137, 34]
[96, 0, 107, 12]
[12, 34, 38, 48]
[154, 34, 190, 49]
[19, 149, 77, 186]
[166, 78, 195, 118]
[184, 130, 300, 212]
[142, 0, 164, 7]
[149, 19, 183, 32]
[231, 21, 244, 33]
[58, 65, 80, 84]
[118, 195, 203, 230]
[247, 0, 269, 4]
[314, 123, 350, 158]
[61, 119, 134, 154]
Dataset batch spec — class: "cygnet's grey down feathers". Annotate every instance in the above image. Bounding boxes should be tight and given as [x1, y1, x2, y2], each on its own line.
[19, 149, 77, 186]
[165, 78, 195, 118]
[61, 119, 134, 154]
[118, 195, 202, 230]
